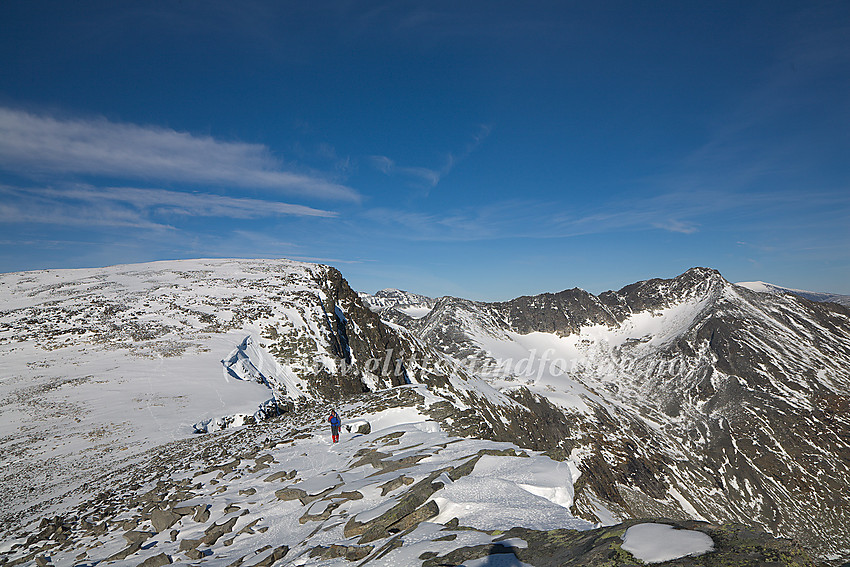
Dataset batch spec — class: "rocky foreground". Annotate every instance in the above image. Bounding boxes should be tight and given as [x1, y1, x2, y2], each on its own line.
[1, 389, 818, 567]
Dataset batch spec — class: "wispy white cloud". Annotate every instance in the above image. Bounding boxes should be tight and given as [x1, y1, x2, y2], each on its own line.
[0, 186, 165, 229]
[73, 186, 336, 218]
[0, 107, 359, 202]
[369, 155, 443, 187]
[0, 184, 337, 229]
[370, 124, 491, 191]
[360, 188, 847, 243]
[651, 219, 699, 234]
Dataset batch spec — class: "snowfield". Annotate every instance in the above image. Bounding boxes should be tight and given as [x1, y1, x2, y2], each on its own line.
[0, 259, 349, 518]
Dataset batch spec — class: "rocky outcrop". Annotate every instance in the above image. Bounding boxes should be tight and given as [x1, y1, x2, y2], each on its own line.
[0, 386, 824, 567]
[422, 519, 815, 567]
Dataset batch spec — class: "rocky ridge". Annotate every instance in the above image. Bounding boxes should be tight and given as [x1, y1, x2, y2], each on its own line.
[0, 388, 817, 567]
[369, 268, 850, 561]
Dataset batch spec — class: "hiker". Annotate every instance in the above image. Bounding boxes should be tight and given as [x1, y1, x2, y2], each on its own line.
[328, 409, 341, 443]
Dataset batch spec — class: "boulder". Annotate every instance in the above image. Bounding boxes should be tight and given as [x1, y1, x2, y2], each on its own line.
[178, 538, 202, 552]
[252, 545, 288, 567]
[192, 505, 211, 523]
[105, 543, 142, 562]
[275, 487, 308, 503]
[202, 517, 238, 545]
[263, 470, 295, 483]
[123, 531, 153, 545]
[310, 544, 373, 561]
[150, 509, 180, 533]
[346, 469, 447, 543]
[135, 553, 172, 567]
[379, 475, 415, 496]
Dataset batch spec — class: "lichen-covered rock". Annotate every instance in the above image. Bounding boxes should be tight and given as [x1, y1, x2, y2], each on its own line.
[275, 487, 308, 503]
[378, 475, 414, 496]
[192, 505, 210, 523]
[123, 530, 153, 545]
[310, 544, 374, 561]
[202, 517, 238, 545]
[104, 542, 142, 562]
[178, 538, 202, 552]
[251, 545, 288, 566]
[348, 470, 447, 543]
[263, 470, 292, 483]
[150, 509, 179, 533]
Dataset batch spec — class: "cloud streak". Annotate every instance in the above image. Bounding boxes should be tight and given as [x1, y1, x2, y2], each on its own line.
[0, 184, 337, 229]
[0, 107, 359, 202]
[360, 188, 848, 243]
[371, 124, 491, 191]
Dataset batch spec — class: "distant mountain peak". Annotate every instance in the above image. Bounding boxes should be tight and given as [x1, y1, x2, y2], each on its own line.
[358, 288, 436, 320]
[737, 279, 850, 307]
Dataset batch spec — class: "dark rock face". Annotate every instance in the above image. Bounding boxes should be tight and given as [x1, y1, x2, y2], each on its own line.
[359, 288, 436, 312]
[495, 287, 618, 336]
[425, 387, 575, 453]
[598, 267, 725, 317]
[316, 267, 414, 393]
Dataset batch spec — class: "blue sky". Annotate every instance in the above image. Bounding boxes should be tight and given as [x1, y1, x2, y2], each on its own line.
[1, 1, 848, 299]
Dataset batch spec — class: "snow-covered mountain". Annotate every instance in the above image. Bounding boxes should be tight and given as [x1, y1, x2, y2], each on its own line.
[737, 280, 850, 307]
[359, 288, 436, 320]
[0, 260, 507, 523]
[0, 259, 846, 565]
[0, 260, 581, 537]
[383, 268, 850, 561]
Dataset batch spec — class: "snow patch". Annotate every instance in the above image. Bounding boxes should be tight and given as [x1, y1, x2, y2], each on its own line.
[621, 523, 714, 563]
[399, 306, 433, 319]
[363, 406, 436, 434]
[429, 454, 590, 531]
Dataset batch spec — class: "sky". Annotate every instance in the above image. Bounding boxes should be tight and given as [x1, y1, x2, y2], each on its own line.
[0, 1, 848, 300]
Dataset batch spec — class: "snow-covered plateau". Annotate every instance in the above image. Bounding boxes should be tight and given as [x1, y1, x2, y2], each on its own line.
[1, 259, 847, 566]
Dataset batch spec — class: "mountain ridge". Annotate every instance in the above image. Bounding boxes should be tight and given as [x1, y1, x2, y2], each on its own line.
[1, 259, 848, 564]
[367, 266, 850, 561]
[737, 280, 850, 307]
